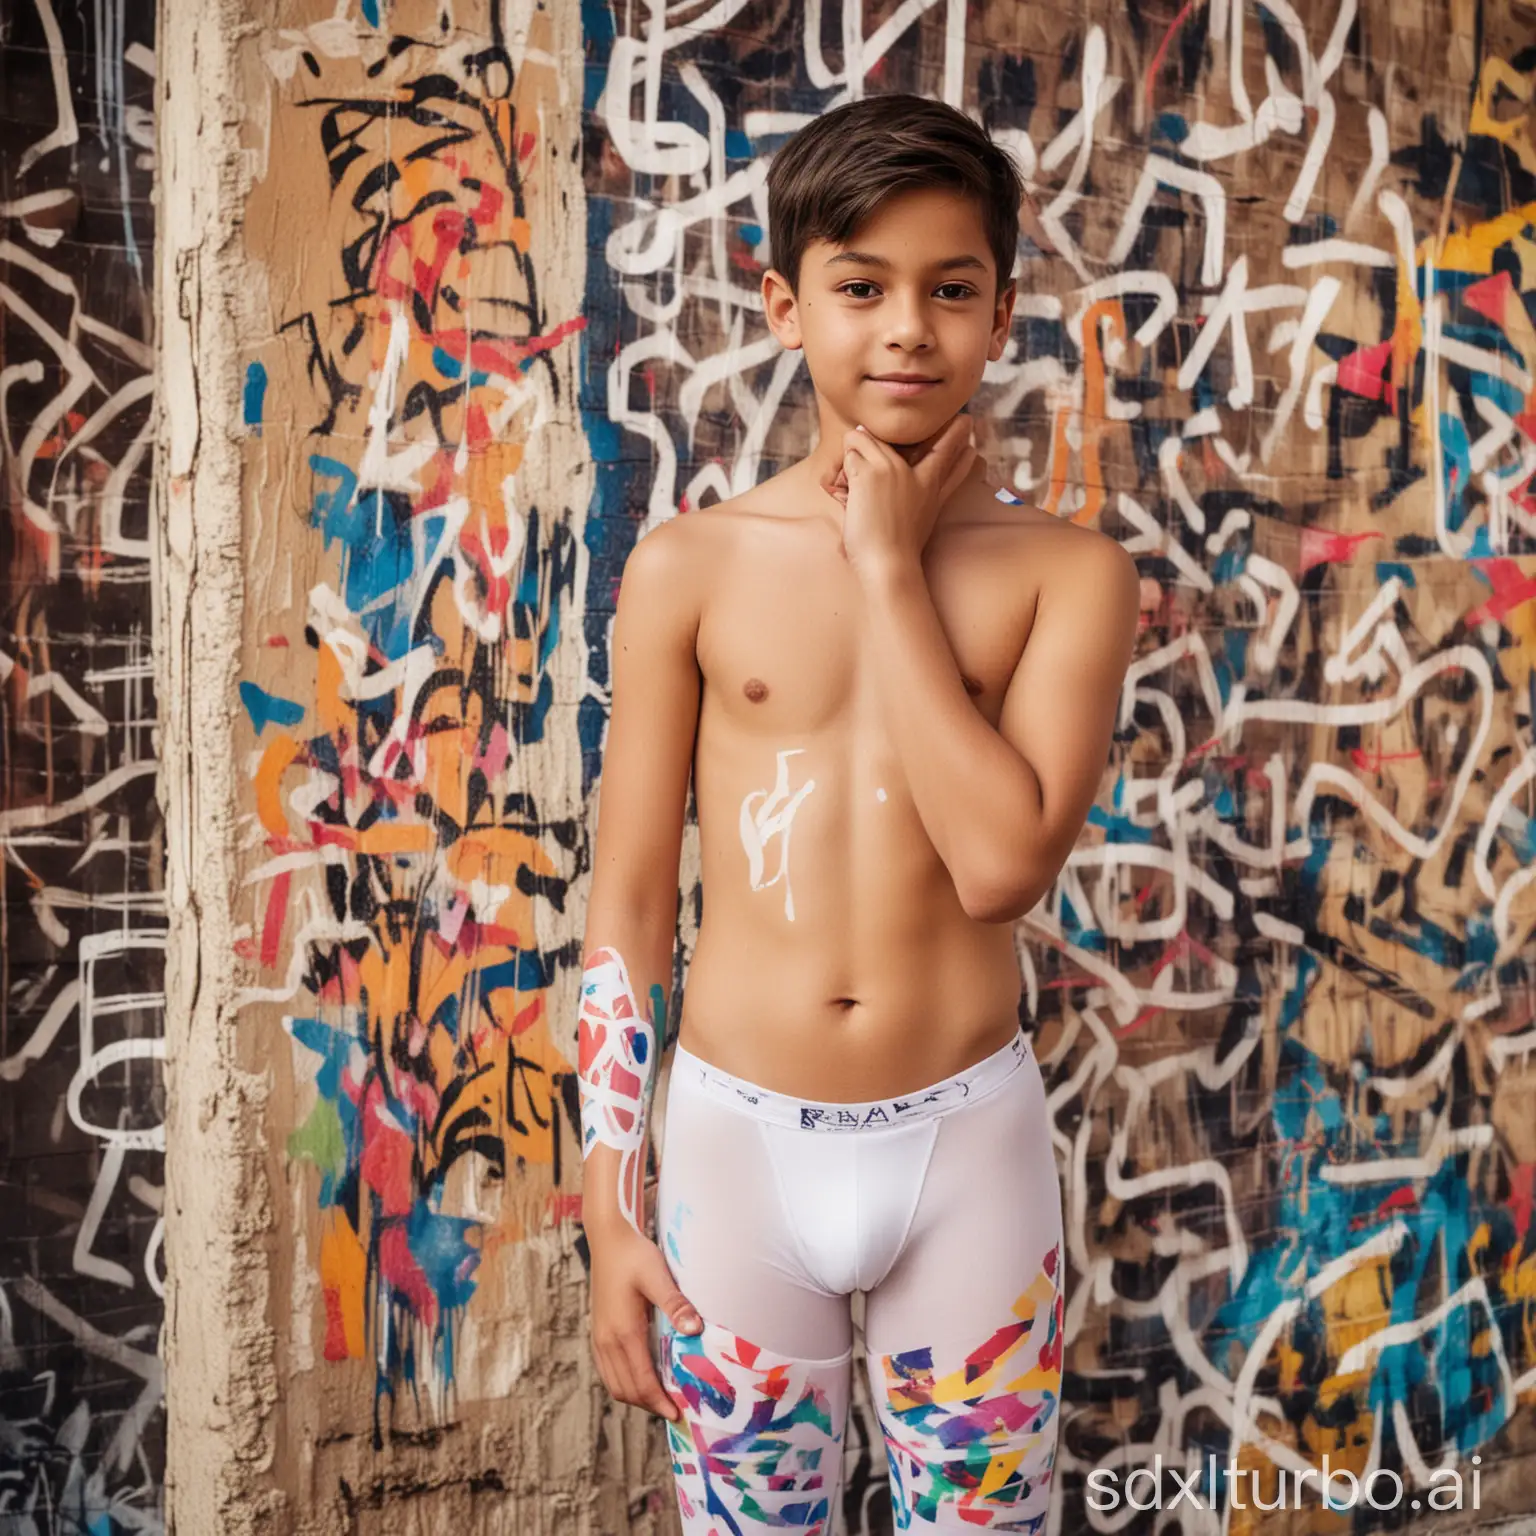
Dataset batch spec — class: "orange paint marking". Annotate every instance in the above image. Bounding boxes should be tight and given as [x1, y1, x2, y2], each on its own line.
[254, 733, 302, 836]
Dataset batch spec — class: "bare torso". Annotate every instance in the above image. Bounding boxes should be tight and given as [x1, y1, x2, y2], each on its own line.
[676, 458, 1074, 1100]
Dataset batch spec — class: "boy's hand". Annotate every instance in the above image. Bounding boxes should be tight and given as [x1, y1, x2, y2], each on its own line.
[823, 412, 977, 580]
[588, 1218, 703, 1422]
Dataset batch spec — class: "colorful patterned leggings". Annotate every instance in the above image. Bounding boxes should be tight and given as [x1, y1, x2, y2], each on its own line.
[651, 1027, 1064, 1533]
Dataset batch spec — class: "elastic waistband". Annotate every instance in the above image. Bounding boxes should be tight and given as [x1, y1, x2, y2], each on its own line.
[670, 1029, 1029, 1132]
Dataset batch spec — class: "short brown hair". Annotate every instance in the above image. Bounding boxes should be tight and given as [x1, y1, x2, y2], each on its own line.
[766, 94, 1026, 299]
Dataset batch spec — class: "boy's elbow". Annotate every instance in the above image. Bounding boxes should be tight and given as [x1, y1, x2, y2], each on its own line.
[956, 868, 1050, 925]
[958, 826, 1081, 924]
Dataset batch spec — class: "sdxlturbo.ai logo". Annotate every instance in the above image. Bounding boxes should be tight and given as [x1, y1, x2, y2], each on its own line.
[1086, 1454, 1482, 1513]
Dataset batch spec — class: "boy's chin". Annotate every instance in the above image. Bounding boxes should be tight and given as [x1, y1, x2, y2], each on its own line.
[854, 410, 942, 453]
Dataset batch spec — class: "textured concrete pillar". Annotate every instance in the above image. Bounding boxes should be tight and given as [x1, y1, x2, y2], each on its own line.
[155, 2, 667, 1529]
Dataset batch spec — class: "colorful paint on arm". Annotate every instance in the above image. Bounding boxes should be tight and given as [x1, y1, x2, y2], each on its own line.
[577, 945, 666, 1235]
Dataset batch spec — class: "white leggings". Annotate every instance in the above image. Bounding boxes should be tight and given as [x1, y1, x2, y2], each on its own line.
[651, 1027, 1064, 1533]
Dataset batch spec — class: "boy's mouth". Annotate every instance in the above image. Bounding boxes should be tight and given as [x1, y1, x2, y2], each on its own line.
[866, 374, 941, 396]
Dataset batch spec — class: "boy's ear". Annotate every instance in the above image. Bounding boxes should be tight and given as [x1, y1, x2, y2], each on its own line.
[989, 277, 1018, 361]
[761, 268, 803, 350]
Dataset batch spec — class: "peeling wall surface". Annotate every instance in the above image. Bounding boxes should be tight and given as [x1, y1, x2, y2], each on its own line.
[163, 0, 1536, 1531]
[0, 0, 164, 1532]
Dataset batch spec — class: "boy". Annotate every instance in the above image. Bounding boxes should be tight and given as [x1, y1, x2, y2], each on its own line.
[579, 93, 1139, 1532]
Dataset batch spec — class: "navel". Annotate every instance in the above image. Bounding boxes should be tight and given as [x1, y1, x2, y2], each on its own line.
[960, 674, 983, 697]
[743, 677, 769, 702]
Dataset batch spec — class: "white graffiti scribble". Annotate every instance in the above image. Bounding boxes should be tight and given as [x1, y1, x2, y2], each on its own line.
[739, 748, 817, 922]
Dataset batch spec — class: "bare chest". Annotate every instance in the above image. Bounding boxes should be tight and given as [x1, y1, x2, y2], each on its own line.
[695, 523, 1039, 736]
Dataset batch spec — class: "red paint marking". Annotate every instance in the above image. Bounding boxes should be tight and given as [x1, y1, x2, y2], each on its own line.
[1298, 526, 1382, 575]
[1145, 1, 1200, 110]
[1041, 972, 1101, 992]
[1349, 746, 1422, 773]
[548, 1193, 583, 1224]
[322, 1288, 351, 1361]
[1116, 1007, 1162, 1036]
[362, 1104, 417, 1219]
[1466, 557, 1536, 626]
[1509, 1162, 1535, 1245]
[468, 180, 505, 226]
[32, 409, 87, 460]
[510, 994, 544, 1036]
[377, 1223, 437, 1327]
[260, 871, 291, 969]
[1336, 339, 1392, 401]
[433, 314, 589, 382]
[1464, 269, 1516, 327]
[1151, 929, 1221, 980]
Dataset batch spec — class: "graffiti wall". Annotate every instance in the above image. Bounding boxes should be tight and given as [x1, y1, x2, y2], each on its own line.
[0, 0, 164, 1532]
[585, 0, 1536, 1529]
[169, 0, 1536, 1529]
[211, 0, 630, 1527]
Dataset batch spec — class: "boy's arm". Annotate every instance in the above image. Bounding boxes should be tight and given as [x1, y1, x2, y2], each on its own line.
[859, 530, 1139, 923]
[579, 518, 702, 1240]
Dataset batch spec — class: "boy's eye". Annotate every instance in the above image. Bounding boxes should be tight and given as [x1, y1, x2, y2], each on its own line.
[837, 282, 976, 300]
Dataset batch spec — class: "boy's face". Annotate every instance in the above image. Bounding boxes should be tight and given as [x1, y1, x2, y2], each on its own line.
[764, 185, 1015, 450]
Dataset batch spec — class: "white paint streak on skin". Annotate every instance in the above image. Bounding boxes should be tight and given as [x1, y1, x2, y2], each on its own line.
[739, 749, 816, 921]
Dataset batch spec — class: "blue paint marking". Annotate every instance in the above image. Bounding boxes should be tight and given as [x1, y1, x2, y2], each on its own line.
[239, 680, 305, 734]
[243, 361, 267, 432]
[1086, 804, 1155, 844]
[307, 455, 422, 660]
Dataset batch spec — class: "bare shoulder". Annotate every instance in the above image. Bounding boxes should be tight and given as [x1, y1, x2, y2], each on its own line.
[980, 482, 1139, 606]
[618, 499, 739, 611]
[628, 467, 800, 565]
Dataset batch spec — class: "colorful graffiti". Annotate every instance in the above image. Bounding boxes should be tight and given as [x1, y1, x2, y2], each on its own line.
[0, 0, 165, 1530]
[240, 17, 591, 1438]
[581, 0, 1536, 1527]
